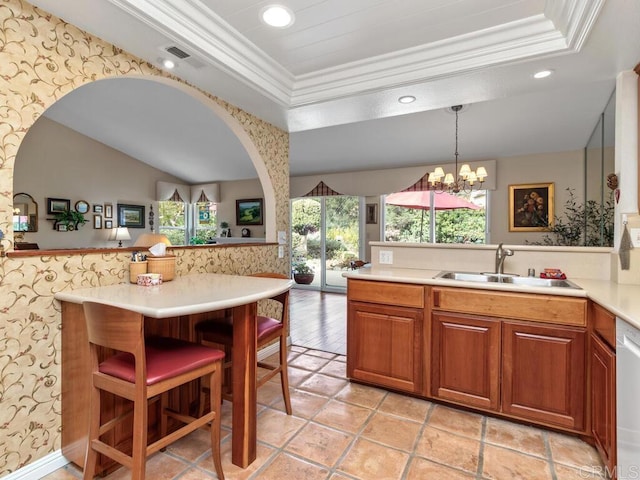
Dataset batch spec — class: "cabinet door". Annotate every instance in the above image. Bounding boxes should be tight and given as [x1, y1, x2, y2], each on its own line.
[347, 302, 423, 393]
[591, 333, 616, 472]
[431, 312, 500, 410]
[502, 321, 586, 430]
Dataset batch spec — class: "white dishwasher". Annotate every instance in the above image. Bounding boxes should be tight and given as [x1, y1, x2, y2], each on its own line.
[617, 317, 640, 478]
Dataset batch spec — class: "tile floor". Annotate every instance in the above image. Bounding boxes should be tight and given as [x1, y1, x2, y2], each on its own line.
[45, 347, 605, 480]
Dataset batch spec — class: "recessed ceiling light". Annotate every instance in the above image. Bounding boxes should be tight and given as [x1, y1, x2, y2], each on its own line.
[398, 95, 416, 104]
[162, 59, 175, 69]
[533, 69, 553, 79]
[261, 5, 295, 28]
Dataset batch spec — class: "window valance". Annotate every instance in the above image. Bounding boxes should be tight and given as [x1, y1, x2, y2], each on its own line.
[156, 181, 190, 202]
[190, 183, 220, 203]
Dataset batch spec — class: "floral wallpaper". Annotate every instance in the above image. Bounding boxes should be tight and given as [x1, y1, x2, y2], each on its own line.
[0, 0, 289, 475]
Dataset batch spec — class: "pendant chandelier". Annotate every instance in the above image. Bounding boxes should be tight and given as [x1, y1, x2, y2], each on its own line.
[428, 105, 487, 194]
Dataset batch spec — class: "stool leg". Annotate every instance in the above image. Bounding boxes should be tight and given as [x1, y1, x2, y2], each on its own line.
[131, 389, 148, 480]
[83, 380, 101, 480]
[279, 335, 292, 415]
[209, 363, 225, 480]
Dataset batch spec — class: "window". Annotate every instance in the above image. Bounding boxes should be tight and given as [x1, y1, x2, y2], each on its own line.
[158, 201, 187, 245]
[192, 202, 217, 243]
[384, 190, 487, 244]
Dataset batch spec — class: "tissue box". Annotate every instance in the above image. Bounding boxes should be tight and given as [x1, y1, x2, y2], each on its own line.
[137, 273, 162, 286]
[147, 255, 175, 281]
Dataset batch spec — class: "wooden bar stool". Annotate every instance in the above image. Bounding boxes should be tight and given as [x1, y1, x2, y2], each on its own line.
[196, 273, 292, 415]
[82, 301, 225, 480]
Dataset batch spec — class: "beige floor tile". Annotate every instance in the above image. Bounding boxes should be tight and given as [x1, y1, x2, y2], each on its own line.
[377, 392, 431, 422]
[176, 468, 218, 479]
[335, 382, 387, 409]
[304, 349, 337, 359]
[428, 404, 483, 440]
[258, 452, 329, 480]
[166, 428, 230, 462]
[270, 389, 330, 418]
[298, 373, 349, 396]
[483, 444, 553, 480]
[334, 355, 346, 363]
[257, 379, 286, 406]
[285, 421, 353, 467]
[328, 473, 352, 479]
[101, 451, 189, 479]
[40, 465, 82, 479]
[256, 408, 307, 447]
[289, 354, 331, 372]
[319, 360, 347, 378]
[198, 441, 276, 480]
[547, 432, 603, 469]
[361, 411, 421, 452]
[286, 366, 314, 386]
[406, 456, 476, 480]
[414, 425, 480, 475]
[313, 399, 373, 434]
[484, 417, 547, 458]
[554, 463, 606, 480]
[337, 438, 409, 480]
[290, 345, 308, 353]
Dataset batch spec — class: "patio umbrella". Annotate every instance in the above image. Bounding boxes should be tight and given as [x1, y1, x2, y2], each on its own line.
[385, 190, 481, 242]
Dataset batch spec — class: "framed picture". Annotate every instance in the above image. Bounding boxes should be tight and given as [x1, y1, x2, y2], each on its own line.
[93, 204, 103, 213]
[509, 183, 554, 232]
[236, 198, 263, 225]
[93, 214, 102, 229]
[117, 203, 145, 228]
[104, 219, 113, 229]
[57, 223, 68, 232]
[104, 203, 113, 219]
[47, 197, 70, 214]
[366, 203, 378, 224]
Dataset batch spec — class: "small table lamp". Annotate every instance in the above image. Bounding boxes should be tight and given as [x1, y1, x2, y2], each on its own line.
[109, 227, 131, 247]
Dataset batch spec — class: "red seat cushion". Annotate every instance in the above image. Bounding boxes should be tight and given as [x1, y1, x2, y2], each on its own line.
[99, 336, 225, 385]
[196, 316, 282, 342]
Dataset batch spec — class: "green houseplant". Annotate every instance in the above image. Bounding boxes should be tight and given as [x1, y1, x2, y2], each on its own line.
[53, 209, 87, 231]
[292, 259, 315, 284]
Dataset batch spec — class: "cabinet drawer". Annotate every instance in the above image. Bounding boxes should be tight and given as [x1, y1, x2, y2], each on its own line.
[348, 279, 424, 308]
[590, 302, 616, 349]
[432, 287, 586, 326]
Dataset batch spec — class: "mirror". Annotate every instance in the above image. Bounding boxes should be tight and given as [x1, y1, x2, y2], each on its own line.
[13, 193, 38, 232]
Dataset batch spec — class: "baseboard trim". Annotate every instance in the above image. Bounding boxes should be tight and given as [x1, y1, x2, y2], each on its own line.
[5, 336, 292, 480]
[1, 451, 70, 480]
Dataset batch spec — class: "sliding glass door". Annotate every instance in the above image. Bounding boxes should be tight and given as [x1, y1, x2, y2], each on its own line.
[291, 196, 361, 291]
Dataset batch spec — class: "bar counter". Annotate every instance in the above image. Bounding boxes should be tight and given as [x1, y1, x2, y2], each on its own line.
[55, 273, 293, 471]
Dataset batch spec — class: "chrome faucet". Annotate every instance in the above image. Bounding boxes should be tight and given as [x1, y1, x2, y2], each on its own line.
[495, 243, 514, 275]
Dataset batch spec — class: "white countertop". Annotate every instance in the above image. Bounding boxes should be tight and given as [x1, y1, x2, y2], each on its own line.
[344, 268, 640, 330]
[54, 273, 293, 318]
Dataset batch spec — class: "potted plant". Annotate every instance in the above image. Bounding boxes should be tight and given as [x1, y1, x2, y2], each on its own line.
[292, 260, 315, 284]
[219, 221, 229, 237]
[53, 209, 87, 231]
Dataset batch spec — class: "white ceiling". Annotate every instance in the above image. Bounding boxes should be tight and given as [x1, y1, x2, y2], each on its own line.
[29, 0, 639, 182]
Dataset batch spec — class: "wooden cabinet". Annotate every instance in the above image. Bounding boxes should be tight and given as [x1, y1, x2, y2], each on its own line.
[589, 303, 616, 474]
[502, 321, 586, 430]
[431, 287, 587, 431]
[431, 312, 500, 410]
[347, 279, 424, 394]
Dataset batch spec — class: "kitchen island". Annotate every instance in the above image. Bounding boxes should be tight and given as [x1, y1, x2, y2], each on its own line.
[55, 273, 293, 472]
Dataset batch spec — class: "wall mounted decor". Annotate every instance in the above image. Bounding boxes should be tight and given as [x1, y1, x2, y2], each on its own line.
[93, 215, 102, 229]
[509, 183, 554, 232]
[236, 198, 263, 226]
[104, 203, 113, 218]
[366, 203, 378, 224]
[47, 197, 70, 214]
[104, 219, 113, 229]
[117, 204, 145, 228]
[75, 200, 89, 214]
[93, 204, 103, 213]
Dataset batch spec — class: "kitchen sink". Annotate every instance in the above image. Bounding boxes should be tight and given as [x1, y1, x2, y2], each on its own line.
[434, 271, 581, 289]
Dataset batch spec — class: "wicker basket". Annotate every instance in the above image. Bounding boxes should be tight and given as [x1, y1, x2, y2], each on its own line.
[147, 255, 176, 281]
[129, 261, 148, 284]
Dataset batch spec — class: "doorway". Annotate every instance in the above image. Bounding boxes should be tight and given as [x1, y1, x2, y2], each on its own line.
[291, 196, 362, 292]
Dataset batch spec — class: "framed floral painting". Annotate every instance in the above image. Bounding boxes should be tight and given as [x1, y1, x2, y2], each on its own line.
[509, 183, 554, 232]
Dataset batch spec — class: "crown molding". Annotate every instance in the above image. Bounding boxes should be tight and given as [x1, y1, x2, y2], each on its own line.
[108, 0, 603, 108]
